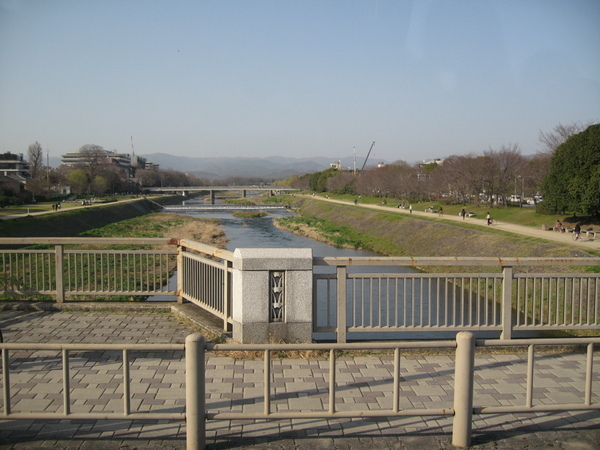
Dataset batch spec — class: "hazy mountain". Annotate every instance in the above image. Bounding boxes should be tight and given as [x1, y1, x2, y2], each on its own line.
[48, 152, 380, 180]
[138, 153, 374, 180]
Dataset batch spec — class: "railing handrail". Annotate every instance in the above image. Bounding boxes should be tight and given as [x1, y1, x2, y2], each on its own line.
[0, 237, 177, 246]
[179, 238, 234, 261]
[314, 256, 600, 267]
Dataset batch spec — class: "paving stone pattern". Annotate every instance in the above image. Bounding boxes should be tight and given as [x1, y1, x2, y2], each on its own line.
[0, 310, 599, 449]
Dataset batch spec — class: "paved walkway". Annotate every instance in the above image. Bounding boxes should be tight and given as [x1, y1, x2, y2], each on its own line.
[0, 310, 599, 449]
[311, 196, 600, 251]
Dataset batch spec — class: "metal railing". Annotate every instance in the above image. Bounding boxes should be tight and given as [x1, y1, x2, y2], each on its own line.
[314, 257, 600, 342]
[1, 334, 598, 449]
[2, 239, 599, 341]
[0, 238, 178, 301]
[178, 239, 234, 330]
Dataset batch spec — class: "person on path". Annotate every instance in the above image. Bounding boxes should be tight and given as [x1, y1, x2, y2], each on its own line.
[555, 220, 563, 232]
[573, 223, 581, 239]
[439, 207, 443, 217]
[461, 208, 466, 220]
[409, 205, 412, 214]
[486, 212, 492, 226]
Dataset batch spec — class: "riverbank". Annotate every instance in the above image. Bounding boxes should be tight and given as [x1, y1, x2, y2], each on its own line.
[276, 197, 594, 264]
[0, 195, 183, 237]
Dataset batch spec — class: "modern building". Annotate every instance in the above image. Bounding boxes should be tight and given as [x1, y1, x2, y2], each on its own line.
[0, 152, 30, 178]
[61, 149, 158, 175]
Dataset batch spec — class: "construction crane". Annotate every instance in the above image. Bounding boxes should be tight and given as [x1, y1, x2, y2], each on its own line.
[360, 141, 376, 172]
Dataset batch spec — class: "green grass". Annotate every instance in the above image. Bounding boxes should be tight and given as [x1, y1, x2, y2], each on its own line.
[231, 211, 268, 219]
[295, 193, 598, 230]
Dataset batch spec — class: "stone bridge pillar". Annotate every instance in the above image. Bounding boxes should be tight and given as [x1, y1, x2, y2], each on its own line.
[232, 248, 313, 343]
[210, 190, 215, 204]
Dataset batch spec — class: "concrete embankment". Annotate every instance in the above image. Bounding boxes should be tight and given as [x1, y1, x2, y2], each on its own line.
[0, 196, 182, 237]
[292, 197, 593, 260]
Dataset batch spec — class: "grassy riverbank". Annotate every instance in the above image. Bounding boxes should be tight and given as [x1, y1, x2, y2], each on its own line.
[0, 196, 184, 237]
[81, 212, 228, 247]
[274, 197, 594, 266]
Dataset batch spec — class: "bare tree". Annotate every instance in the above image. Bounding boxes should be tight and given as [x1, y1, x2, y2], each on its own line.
[538, 121, 596, 155]
[483, 144, 526, 205]
[27, 141, 44, 179]
[77, 144, 107, 182]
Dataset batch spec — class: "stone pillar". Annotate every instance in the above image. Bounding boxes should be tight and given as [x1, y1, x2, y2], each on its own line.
[232, 248, 313, 343]
[210, 190, 215, 204]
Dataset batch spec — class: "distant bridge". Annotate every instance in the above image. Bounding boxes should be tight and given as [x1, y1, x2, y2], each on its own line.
[147, 186, 298, 204]
[163, 204, 289, 212]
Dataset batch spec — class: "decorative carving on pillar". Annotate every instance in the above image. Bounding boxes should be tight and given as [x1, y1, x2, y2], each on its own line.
[269, 271, 284, 322]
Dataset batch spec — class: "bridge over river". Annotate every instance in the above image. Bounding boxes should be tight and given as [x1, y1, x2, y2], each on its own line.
[163, 204, 289, 212]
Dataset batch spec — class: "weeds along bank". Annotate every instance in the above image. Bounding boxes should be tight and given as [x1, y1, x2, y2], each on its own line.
[0, 196, 181, 238]
[279, 198, 592, 263]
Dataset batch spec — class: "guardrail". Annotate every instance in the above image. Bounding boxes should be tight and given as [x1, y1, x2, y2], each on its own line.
[314, 257, 600, 342]
[2, 239, 599, 342]
[178, 239, 234, 330]
[0, 238, 178, 301]
[1, 333, 598, 449]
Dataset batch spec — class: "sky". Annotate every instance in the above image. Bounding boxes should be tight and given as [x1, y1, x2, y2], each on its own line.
[0, 0, 598, 165]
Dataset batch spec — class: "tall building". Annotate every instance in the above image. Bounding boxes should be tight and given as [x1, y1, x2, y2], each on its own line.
[0, 152, 30, 178]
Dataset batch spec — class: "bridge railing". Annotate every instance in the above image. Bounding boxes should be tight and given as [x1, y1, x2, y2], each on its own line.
[314, 257, 600, 342]
[2, 333, 599, 448]
[0, 238, 178, 302]
[2, 239, 599, 342]
[177, 239, 234, 330]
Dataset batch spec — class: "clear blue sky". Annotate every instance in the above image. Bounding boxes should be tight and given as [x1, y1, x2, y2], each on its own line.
[1, 0, 598, 164]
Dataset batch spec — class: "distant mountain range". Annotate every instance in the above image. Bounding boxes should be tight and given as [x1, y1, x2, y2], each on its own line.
[47, 152, 383, 180]
[139, 153, 376, 180]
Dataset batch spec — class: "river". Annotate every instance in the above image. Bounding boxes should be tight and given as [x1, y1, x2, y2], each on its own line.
[161, 197, 513, 340]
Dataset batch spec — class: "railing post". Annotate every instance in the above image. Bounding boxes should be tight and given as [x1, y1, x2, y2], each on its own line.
[336, 265, 347, 343]
[177, 244, 184, 304]
[186, 333, 205, 450]
[452, 331, 474, 448]
[232, 248, 313, 343]
[500, 266, 513, 340]
[55, 244, 65, 303]
[222, 260, 231, 331]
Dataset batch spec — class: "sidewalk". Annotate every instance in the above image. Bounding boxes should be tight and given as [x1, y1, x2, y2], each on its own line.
[1, 310, 599, 449]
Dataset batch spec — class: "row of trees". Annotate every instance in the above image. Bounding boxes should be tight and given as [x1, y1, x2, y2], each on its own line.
[20, 144, 211, 200]
[277, 122, 599, 216]
[17, 143, 279, 201]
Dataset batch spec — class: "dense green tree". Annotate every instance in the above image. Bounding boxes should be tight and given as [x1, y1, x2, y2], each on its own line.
[309, 168, 338, 192]
[541, 124, 600, 215]
[67, 169, 89, 195]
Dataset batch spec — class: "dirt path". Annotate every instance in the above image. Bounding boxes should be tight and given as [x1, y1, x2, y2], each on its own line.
[305, 195, 600, 251]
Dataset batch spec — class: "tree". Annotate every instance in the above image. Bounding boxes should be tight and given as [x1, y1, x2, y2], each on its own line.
[77, 144, 107, 181]
[67, 169, 89, 195]
[538, 121, 596, 155]
[91, 175, 109, 195]
[541, 124, 600, 215]
[485, 144, 526, 205]
[27, 141, 44, 179]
